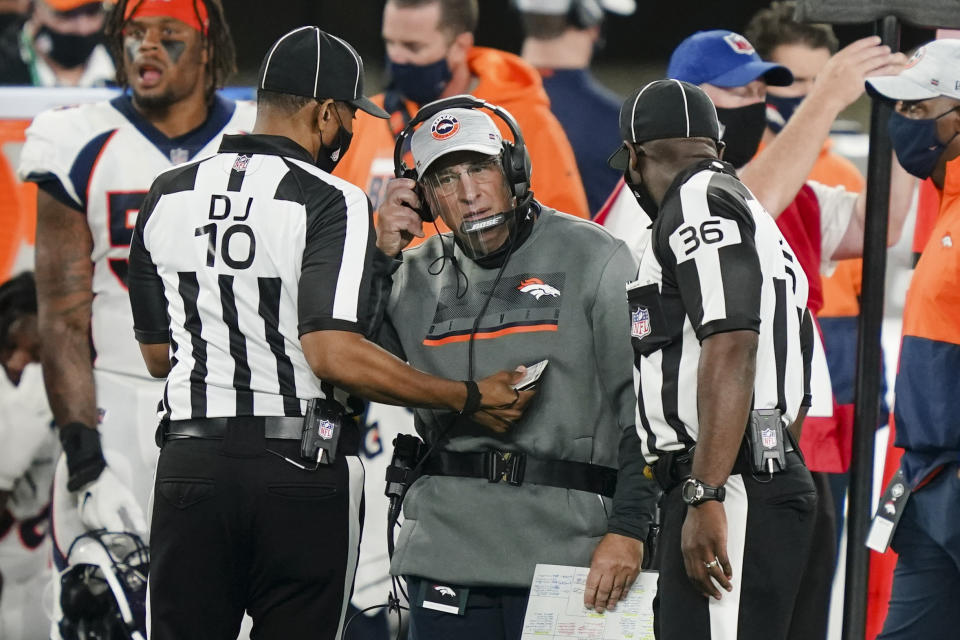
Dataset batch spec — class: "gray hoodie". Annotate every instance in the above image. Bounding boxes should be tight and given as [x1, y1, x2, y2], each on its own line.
[379, 206, 655, 587]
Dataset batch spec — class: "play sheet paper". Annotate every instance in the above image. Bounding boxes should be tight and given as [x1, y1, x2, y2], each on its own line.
[521, 564, 657, 639]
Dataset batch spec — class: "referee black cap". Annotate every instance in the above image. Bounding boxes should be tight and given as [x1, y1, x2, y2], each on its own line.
[608, 79, 721, 170]
[258, 26, 389, 119]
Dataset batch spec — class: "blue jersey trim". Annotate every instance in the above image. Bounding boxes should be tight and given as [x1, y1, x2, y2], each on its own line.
[108, 93, 237, 163]
[66, 129, 117, 211]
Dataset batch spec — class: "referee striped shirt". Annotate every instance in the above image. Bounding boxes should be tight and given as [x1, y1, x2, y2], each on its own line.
[128, 134, 377, 420]
[628, 159, 809, 463]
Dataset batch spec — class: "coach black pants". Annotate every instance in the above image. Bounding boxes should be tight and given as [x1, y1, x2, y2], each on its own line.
[149, 419, 364, 640]
[654, 451, 817, 640]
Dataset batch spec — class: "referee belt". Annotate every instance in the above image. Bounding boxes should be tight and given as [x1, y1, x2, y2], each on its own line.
[420, 450, 618, 498]
[651, 437, 796, 493]
[159, 416, 360, 454]
[165, 416, 303, 439]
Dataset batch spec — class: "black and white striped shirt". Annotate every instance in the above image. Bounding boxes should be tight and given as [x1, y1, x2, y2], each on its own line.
[628, 159, 809, 463]
[128, 134, 377, 420]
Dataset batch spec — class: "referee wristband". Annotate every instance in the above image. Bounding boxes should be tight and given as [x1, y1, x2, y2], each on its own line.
[59, 422, 107, 491]
[460, 380, 482, 415]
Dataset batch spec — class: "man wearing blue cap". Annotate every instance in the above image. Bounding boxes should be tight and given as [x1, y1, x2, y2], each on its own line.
[599, 30, 911, 263]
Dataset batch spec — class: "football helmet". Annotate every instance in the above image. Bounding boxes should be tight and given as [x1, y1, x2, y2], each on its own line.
[58, 530, 149, 640]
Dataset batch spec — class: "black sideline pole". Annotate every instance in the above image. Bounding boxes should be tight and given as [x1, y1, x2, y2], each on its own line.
[842, 15, 900, 640]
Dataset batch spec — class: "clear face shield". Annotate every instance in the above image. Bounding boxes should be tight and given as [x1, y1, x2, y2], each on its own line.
[420, 153, 517, 260]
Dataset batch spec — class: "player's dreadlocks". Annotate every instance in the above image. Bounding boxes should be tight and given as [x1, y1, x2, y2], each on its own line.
[104, 0, 237, 103]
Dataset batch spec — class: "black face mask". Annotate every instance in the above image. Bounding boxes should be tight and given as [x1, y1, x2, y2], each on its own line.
[0, 13, 21, 34]
[34, 25, 101, 69]
[386, 56, 452, 106]
[623, 166, 660, 220]
[715, 102, 766, 169]
[316, 108, 353, 173]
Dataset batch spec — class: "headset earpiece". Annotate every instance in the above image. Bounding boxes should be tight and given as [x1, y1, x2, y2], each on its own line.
[570, 0, 604, 29]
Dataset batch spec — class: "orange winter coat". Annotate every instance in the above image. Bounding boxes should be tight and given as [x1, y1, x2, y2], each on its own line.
[333, 46, 589, 237]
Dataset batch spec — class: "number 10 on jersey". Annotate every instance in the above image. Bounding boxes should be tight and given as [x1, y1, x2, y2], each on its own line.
[195, 194, 256, 270]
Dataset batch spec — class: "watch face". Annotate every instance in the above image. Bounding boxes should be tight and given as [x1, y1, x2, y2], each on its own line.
[682, 479, 703, 503]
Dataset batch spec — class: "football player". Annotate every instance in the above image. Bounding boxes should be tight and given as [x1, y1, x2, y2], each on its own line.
[0, 272, 57, 639]
[17, 0, 253, 634]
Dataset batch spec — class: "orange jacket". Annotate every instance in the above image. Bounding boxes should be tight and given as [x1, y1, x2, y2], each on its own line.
[333, 46, 589, 233]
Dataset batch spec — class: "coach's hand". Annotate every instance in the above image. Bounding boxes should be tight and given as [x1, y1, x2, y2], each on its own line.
[472, 368, 536, 434]
[377, 178, 425, 257]
[78, 467, 148, 537]
[681, 501, 733, 600]
[584, 533, 643, 612]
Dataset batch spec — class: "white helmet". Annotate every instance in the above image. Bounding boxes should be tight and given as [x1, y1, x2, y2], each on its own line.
[58, 530, 149, 640]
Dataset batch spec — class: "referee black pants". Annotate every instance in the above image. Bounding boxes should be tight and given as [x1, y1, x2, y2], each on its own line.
[654, 451, 817, 640]
[148, 419, 364, 640]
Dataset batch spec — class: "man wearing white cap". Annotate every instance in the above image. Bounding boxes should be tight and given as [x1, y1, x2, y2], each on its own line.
[515, 0, 635, 214]
[865, 39, 960, 639]
[374, 99, 657, 638]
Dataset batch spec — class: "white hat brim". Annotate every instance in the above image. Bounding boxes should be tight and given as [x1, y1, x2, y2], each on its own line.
[417, 142, 502, 178]
[866, 75, 941, 102]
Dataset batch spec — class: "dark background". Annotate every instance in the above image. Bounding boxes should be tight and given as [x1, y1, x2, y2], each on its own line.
[227, 0, 935, 85]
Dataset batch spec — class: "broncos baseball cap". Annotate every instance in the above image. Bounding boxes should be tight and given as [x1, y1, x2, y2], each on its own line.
[258, 27, 389, 119]
[410, 107, 504, 178]
[866, 40, 960, 102]
[607, 79, 721, 170]
[667, 30, 793, 88]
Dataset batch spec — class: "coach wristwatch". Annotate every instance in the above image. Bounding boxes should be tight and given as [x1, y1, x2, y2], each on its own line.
[681, 478, 726, 506]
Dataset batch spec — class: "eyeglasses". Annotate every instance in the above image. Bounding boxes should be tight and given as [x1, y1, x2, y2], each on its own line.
[425, 157, 503, 196]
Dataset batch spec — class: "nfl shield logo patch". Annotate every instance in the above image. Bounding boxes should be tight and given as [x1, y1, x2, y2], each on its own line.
[631, 306, 651, 339]
[761, 428, 777, 449]
[318, 420, 335, 440]
[169, 148, 189, 164]
[233, 154, 250, 172]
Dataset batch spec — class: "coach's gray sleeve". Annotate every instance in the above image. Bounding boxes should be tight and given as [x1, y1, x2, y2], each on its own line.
[591, 241, 658, 540]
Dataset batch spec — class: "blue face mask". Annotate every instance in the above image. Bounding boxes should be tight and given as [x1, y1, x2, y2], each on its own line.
[386, 56, 452, 105]
[887, 108, 959, 179]
[765, 94, 805, 134]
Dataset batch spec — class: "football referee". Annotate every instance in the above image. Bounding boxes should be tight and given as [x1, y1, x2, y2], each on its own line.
[127, 27, 530, 639]
[610, 80, 817, 640]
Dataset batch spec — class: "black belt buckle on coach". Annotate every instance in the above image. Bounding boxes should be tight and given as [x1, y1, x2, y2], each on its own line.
[486, 451, 526, 485]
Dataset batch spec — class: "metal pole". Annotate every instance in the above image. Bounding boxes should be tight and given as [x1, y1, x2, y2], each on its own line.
[842, 15, 900, 640]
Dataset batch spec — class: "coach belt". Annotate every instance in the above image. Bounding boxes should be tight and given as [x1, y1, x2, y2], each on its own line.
[164, 416, 304, 440]
[420, 450, 618, 498]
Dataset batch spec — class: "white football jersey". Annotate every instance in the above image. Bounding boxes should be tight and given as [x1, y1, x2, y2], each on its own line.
[18, 95, 256, 378]
[0, 364, 57, 577]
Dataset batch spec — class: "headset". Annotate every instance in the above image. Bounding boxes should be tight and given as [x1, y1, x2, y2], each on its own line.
[570, 0, 605, 29]
[393, 94, 532, 222]
[511, 0, 605, 30]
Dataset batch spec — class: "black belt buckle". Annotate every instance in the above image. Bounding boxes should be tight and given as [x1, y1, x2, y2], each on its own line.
[487, 451, 526, 486]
